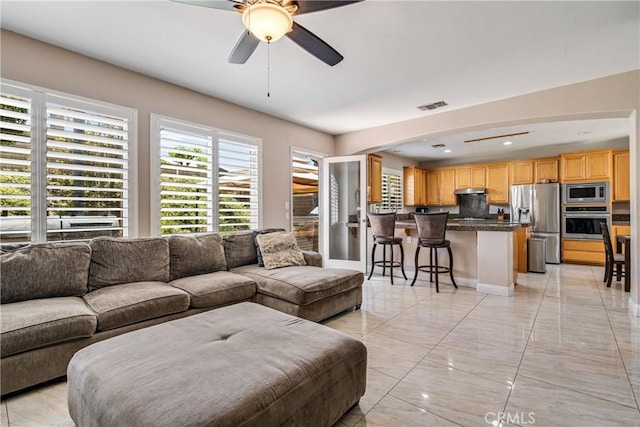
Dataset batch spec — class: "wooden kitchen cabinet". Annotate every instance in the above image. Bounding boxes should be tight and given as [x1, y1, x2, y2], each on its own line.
[455, 165, 485, 189]
[613, 150, 630, 201]
[510, 161, 534, 185]
[403, 166, 427, 206]
[426, 170, 440, 205]
[426, 169, 456, 206]
[560, 150, 612, 182]
[367, 154, 383, 203]
[534, 158, 559, 183]
[515, 226, 531, 273]
[562, 239, 605, 265]
[485, 163, 510, 204]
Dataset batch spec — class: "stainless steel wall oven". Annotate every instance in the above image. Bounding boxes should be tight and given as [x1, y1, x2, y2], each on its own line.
[562, 205, 611, 240]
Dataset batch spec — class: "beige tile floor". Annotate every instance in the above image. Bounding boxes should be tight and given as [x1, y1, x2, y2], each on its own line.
[2, 264, 639, 426]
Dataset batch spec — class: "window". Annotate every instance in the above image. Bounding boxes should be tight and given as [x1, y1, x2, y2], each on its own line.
[151, 115, 261, 236]
[0, 80, 137, 243]
[381, 169, 403, 212]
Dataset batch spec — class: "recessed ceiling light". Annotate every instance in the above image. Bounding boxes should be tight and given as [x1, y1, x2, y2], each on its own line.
[444, 149, 451, 153]
[503, 141, 512, 145]
[578, 131, 591, 135]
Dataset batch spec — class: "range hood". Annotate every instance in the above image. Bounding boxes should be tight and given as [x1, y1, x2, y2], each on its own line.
[454, 188, 486, 195]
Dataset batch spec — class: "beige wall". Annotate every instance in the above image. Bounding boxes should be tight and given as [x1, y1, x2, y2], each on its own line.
[0, 30, 335, 235]
[336, 70, 640, 314]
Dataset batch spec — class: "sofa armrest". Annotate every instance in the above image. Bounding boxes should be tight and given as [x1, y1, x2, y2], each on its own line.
[301, 250, 323, 267]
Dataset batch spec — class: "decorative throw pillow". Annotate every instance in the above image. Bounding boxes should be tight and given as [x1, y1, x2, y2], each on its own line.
[253, 228, 285, 267]
[255, 232, 306, 270]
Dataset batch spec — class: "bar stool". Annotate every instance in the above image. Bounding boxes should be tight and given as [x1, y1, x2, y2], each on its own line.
[367, 212, 407, 285]
[411, 212, 458, 292]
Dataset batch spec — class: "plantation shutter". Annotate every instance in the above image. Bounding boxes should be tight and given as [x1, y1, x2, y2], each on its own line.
[217, 136, 259, 232]
[0, 91, 33, 243]
[158, 125, 214, 234]
[45, 100, 130, 240]
[381, 171, 402, 212]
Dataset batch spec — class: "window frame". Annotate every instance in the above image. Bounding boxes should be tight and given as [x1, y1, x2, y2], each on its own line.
[1, 79, 138, 243]
[150, 114, 262, 236]
[381, 167, 403, 212]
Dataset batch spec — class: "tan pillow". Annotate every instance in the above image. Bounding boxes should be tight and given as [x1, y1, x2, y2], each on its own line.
[255, 232, 306, 270]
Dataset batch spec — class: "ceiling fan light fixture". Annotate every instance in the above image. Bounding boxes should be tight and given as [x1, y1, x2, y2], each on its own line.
[242, 2, 293, 43]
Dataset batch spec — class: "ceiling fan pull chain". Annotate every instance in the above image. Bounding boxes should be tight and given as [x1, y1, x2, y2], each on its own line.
[267, 37, 271, 98]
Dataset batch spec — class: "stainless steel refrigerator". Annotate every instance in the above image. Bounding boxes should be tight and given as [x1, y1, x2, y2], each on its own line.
[510, 183, 561, 264]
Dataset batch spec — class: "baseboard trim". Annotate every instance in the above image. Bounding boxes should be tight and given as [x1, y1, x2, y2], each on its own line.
[629, 297, 640, 317]
[477, 282, 515, 297]
[396, 270, 477, 289]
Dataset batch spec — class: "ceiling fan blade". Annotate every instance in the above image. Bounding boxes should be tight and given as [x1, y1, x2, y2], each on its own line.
[170, 0, 239, 12]
[291, 0, 363, 15]
[228, 30, 260, 64]
[287, 22, 343, 66]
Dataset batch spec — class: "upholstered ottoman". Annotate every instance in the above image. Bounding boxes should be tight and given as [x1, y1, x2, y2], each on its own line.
[67, 302, 367, 427]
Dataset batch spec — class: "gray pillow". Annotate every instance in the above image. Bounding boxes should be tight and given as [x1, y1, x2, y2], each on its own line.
[253, 228, 285, 267]
[223, 232, 258, 269]
[1, 243, 91, 304]
[168, 233, 227, 281]
[89, 237, 169, 289]
[255, 232, 306, 270]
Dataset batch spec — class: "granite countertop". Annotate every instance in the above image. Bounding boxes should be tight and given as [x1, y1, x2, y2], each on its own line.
[395, 220, 521, 232]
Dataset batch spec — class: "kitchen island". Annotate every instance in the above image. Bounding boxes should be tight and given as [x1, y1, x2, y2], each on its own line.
[375, 219, 521, 296]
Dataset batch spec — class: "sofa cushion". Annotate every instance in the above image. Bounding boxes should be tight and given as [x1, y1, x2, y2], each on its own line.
[224, 232, 258, 269]
[1, 297, 97, 357]
[168, 233, 227, 281]
[0, 243, 91, 304]
[89, 237, 169, 289]
[255, 232, 306, 270]
[253, 228, 285, 267]
[230, 264, 363, 306]
[83, 282, 190, 331]
[170, 271, 256, 308]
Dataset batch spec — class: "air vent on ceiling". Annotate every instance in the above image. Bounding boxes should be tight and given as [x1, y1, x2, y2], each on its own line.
[417, 101, 448, 111]
[431, 144, 446, 149]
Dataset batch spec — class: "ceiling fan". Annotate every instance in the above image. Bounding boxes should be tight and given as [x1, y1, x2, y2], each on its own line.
[172, 0, 362, 66]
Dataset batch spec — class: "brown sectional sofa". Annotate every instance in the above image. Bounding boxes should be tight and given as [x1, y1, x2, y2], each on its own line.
[0, 230, 364, 395]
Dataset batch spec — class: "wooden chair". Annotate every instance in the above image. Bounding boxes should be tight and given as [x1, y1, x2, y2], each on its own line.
[600, 221, 625, 287]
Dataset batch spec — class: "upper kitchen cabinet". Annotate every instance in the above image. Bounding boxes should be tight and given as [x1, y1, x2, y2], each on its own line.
[510, 160, 534, 185]
[560, 150, 612, 182]
[367, 154, 383, 203]
[426, 169, 456, 206]
[613, 150, 630, 201]
[403, 166, 427, 206]
[486, 163, 510, 204]
[455, 165, 485, 189]
[534, 157, 559, 183]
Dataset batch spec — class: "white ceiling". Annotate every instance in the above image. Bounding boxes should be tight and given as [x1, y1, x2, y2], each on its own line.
[1, 0, 638, 161]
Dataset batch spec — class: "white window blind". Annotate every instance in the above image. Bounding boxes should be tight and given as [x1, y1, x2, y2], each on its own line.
[381, 170, 403, 212]
[158, 126, 214, 234]
[218, 136, 259, 233]
[0, 80, 137, 243]
[151, 115, 261, 236]
[0, 91, 32, 242]
[45, 101, 130, 241]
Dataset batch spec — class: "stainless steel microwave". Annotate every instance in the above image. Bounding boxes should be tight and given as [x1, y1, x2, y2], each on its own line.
[563, 182, 609, 204]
